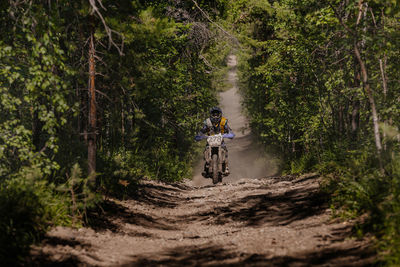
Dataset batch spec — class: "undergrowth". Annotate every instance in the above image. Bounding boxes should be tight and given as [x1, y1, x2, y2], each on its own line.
[0, 164, 100, 264]
[307, 146, 400, 265]
[275, 134, 400, 265]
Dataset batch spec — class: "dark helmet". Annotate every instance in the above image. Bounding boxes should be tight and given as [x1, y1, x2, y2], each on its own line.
[210, 106, 222, 124]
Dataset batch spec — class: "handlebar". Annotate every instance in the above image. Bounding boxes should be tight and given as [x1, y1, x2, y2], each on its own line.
[195, 133, 235, 141]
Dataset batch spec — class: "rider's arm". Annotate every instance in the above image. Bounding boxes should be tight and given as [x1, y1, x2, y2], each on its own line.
[195, 121, 209, 141]
[223, 121, 235, 139]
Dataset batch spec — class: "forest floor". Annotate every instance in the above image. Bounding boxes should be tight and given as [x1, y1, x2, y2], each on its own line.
[29, 55, 376, 266]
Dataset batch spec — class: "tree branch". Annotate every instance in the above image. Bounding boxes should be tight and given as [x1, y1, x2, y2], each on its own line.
[191, 0, 240, 47]
[88, 0, 124, 55]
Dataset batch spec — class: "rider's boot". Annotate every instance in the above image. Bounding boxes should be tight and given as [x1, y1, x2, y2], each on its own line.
[225, 167, 230, 175]
[224, 162, 230, 176]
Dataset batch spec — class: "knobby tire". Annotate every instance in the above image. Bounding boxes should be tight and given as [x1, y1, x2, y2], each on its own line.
[212, 154, 219, 184]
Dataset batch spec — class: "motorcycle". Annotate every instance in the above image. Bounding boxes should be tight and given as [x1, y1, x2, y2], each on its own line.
[204, 133, 228, 184]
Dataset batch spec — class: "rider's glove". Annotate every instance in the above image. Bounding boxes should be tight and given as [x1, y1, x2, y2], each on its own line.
[222, 133, 235, 139]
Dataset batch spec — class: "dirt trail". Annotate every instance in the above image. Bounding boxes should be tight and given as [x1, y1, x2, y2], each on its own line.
[191, 55, 278, 186]
[30, 55, 375, 266]
[31, 176, 374, 266]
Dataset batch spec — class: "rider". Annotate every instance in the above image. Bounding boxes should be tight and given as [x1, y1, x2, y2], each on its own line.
[195, 107, 235, 177]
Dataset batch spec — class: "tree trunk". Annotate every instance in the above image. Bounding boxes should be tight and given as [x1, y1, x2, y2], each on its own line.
[354, 42, 382, 157]
[88, 30, 97, 180]
[354, 0, 382, 171]
[379, 56, 388, 150]
[379, 57, 388, 99]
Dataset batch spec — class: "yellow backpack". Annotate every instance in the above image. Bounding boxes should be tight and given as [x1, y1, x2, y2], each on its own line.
[206, 117, 227, 135]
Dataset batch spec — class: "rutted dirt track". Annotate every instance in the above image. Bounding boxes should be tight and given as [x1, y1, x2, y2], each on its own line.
[31, 176, 375, 266]
[30, 55, 375, 266]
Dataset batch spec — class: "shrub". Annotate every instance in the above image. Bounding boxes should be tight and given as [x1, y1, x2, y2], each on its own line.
[0, 167, 69, 264]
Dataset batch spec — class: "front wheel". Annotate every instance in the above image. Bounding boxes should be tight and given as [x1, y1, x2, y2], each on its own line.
[212, 154, 219, 184]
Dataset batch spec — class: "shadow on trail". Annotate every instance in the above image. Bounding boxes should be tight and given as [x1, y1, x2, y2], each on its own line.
[131, 181, 195, 208]
[125, 244, 237, 267]
[29, 237, 93, 267]
[87, 199, 177, 232]
[183, 180, 327, 227]
[29, 256, 82, 267]
[40, 236, 90, 248]
[86, 181, 193, 232]
[124, 242, 374, 266]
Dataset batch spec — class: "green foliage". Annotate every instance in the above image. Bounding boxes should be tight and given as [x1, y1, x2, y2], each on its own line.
[0, 167, 69, 264]
[58, 164, 100, 225]
[380, 159, 400, 264]
[287, 153, 317, 175]
[0, 8, 73, 177]
[98, 151, 143, 198]
[94, 6, 218, 185]
[208, 40, 232, 92]
[1, 0, 230, 261]
[232, 0, 400, 162]
[227, 0, 400, 263]
[320, 147, 400, 264]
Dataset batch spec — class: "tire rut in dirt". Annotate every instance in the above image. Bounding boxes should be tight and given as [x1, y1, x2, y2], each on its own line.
[29, 176, 376, 266]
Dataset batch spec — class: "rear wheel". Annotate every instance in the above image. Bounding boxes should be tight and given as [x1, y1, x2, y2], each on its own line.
[212, 154, 219, 184]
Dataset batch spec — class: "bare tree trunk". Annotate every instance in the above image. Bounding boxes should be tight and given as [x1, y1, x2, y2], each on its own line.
[354, 42, 382, 156]
[379, 57, 388, 98]
[88, 30, 97, 180]
[379, 56, 388, 150]
[353, 0, 383, 171]
[375, 7, 388, 150]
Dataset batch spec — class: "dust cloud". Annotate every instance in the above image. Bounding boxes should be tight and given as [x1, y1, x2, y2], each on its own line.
[191, 55, 280, 186]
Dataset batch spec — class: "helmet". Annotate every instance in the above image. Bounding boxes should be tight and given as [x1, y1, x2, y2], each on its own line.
[210, 106, 222, 124]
